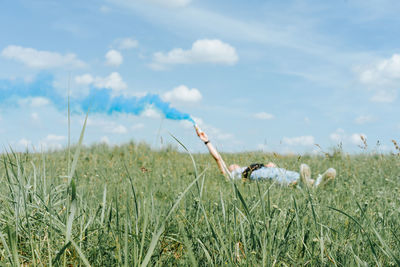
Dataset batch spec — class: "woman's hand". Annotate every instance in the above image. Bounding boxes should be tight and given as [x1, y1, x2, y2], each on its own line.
[195, 125, 209, 143]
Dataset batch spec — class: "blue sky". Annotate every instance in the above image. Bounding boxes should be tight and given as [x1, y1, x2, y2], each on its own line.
[1, 0, 400, 154]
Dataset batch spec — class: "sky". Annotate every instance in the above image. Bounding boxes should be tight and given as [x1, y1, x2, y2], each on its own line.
[1, 0, 400, 154]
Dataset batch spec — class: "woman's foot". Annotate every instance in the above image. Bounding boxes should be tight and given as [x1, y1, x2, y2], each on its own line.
[300, 164, 313, 188]
[314, 168, 336, 187]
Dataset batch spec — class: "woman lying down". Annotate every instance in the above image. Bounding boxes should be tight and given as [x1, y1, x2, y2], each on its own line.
[195, 125, 336, 187]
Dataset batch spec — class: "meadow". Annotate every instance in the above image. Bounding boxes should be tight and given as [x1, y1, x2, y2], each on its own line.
[0, 137, 399, 266]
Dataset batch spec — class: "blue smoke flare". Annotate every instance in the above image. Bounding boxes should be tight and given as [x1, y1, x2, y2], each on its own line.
[0, 73, 195, 124]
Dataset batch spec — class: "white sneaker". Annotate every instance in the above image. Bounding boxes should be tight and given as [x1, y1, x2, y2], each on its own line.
[315, 168, 336, 187]
[300, 164, 312, 188]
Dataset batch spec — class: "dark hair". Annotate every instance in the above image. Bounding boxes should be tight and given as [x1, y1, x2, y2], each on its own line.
[242, 163, 264, 179]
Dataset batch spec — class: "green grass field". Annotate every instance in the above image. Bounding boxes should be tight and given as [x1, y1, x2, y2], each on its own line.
[0, 139, 399, 266]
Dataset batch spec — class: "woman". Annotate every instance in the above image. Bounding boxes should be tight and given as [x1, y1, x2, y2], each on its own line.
[195, 125, 336, 187]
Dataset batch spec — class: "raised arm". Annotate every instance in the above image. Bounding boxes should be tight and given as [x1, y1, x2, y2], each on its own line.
[195, 125, 228, 176]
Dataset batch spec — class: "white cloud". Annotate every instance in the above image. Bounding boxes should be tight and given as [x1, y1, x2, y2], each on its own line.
[205, 125, 233, 141]
[114, 38, 139, 50]
[357, 53, 400, 102]
[146, 0, 191, 8]
[163, 85, 202, 103]
[108, 0, 356, 72]
[355, 115, 374, 124]
[15, 135, 66, 152]
[100, 5, 111, 13]
[370, 89, 396, 103]
[75, 72, 127, 91]
[257, 143, 269, 152]
[359, 54, 400, 84]
[330, 129, 367, 146]
[191, 117, 234, 141]
[376, 144, 393, 153]
[180, 116, 203, 129]
[105, 49, 123, 66]
[19, 97, 50, 108]
[131, 123, 145, 130]
[350, 133, 367, 146]
[141, 106, 162, 119]
[31, 112, 39, 120]
[38, 142, 63, 151]
[109, 125, 128, 134]
[45, 134, 66, 142]
[75, 74, 94, 85]
[94, 72, 127, 91]
[282, 136, 315, 146]
[148, 63, 167, 71]
[330, 128, 345, 143]
[31, 97, 50, 107]
[1, 45, 86, 69]
[38, 134, 66, 150]
[100, 136, 110, 144]
[181, 116, 235, 143]
[18, 138, 31, 148]
[254, 112, 274, 120]
[152, 39, 238, 69]
[86, 118, 128, 134]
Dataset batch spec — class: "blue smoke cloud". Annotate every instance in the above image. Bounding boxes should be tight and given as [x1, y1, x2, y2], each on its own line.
[0, 73, 64, 109]
[0, 73, 195, 124]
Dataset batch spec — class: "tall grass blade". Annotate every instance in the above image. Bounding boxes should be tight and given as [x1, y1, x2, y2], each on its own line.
[0, 231, 13, 265]
[66, 180, 77, 242]
[71, 240, 91, 267]
[100, 184, 107, 225]
[169, 133, 198, 177]
[52, 241, 71, 266]
[356, 202, 400, 265]
[6, 225, 19, 267]
[68, 111, 88, 183]
[197, 238, 213, 265]
[124, 218, 129, 267]
[178, 221, 197, 266]
[328, 206, 380, 265]
[140, 173, 204, 267]
[124, 162, 139, 219]
[67, 74, 71, 174]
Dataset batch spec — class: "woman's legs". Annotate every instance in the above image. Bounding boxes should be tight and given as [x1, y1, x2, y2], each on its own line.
[299, 164, 336, 188]
[300, 164, 314, 187]
[251, 164, 336, 188]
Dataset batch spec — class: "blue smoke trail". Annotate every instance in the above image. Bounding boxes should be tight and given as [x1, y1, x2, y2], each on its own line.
[0, 73, 64, 109]
[0, 73, 195, 124]
[78, 89, 195, 123]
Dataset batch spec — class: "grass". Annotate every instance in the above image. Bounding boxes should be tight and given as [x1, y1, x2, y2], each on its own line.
[0, 139, 399, 266]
